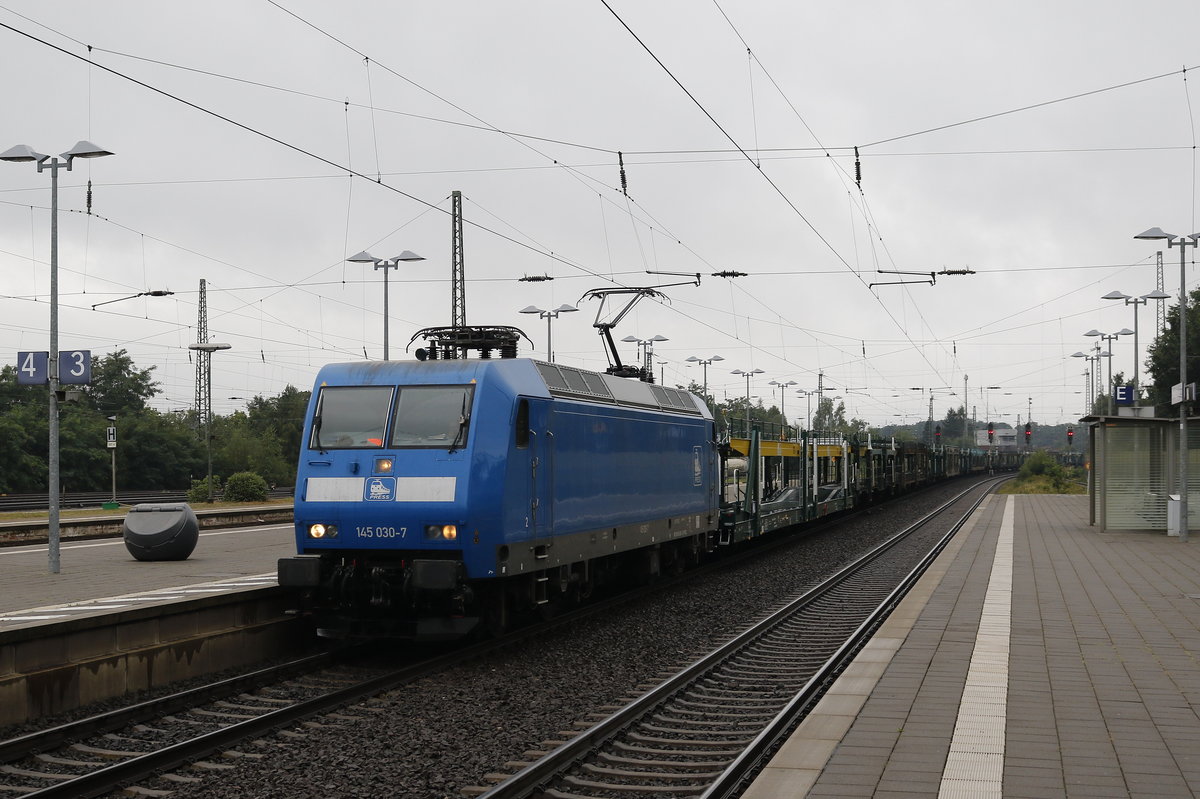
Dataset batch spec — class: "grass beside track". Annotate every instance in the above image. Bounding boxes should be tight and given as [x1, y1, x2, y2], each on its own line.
[0, 498, 294, 523]
[997, 475, 1087, 494]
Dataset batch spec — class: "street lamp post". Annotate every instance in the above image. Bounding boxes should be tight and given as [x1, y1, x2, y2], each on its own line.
[685, 355, 724, 407]
[621, 335, 669, 382]
[1071, 348, 1110, 413]
[1102, 289, 1172, 403]
[796, 390, 815, 431]
[1, 140, 113, 574]
[188, 342, 232, 502]
[519, 304, 578, 362]
[1085, 329, 1131, 414]
[1135, 227, 1200, 542]
[730, 368, 764, 435]
[347, 249, 425, 360]
[769, 380, 798, 439]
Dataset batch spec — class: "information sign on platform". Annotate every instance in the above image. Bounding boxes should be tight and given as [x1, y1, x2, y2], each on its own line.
[16, 351, 48, 385]
[58, 350, 91, 385]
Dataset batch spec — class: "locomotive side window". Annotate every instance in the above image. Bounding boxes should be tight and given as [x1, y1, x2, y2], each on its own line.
[311, 386, 393, 449]
[515, 399, 530, 449]
[391, 385, 475, 449]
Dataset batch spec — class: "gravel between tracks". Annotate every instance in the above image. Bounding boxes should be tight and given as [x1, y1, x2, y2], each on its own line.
[158, 481, 976, 799]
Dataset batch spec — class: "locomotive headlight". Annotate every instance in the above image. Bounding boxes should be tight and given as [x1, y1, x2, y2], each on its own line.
[373, 457, 394, 474]
[424, 524, 457, 540]
[308, 523, 338, 539]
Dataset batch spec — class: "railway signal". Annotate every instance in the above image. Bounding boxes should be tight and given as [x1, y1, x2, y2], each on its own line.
[987, 421, 994, 443]
[1024, 423, 1032, 445]
[1067, 427, 1075, 446]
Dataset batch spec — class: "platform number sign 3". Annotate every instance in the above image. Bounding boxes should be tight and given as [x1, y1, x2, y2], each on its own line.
[58, 350, 91, 385]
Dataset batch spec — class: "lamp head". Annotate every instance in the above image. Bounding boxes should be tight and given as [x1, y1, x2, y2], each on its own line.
[0, 144, 47, 163]
[61, 140, 113, 161]
[519, 305, 544, 315]
[1134, 227, 1174, 240]
[1102, 290, 1131, 301]
[1143, 289, 1172, 300]
[392, 250, 425, 262]
[347, 250, 380, 264]
[552, 304, 579, 313]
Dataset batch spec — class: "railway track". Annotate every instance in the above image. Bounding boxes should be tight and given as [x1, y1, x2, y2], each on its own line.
[0, 477, 1000, 797]
[469, 476, 1005, 799]
[0, 639, 485, 798]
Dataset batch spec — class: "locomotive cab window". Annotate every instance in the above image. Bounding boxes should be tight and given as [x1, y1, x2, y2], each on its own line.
[311, 385, 393, 449]
[391, 385, 475, 449]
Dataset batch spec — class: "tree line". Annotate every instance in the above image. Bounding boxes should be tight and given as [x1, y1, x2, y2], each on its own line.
[9, 294, 1193, 494]
[0, 349, 308, 494]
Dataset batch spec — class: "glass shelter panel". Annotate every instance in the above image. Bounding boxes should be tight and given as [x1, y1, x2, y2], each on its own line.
[1102, 425, 1168, 530]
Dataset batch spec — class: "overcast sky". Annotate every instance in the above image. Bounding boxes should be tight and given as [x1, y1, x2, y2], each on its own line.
[3, 1, 1200, 428]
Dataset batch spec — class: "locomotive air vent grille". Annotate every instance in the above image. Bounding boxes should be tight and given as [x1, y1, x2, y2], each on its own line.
[536, 362, 571, 391]
[536, 362, 614, 401]
[562, 368, 592, 394]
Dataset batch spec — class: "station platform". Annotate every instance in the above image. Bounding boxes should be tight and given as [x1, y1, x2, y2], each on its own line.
[743, 493, 1200, 799]
[0, 521, 293, 633]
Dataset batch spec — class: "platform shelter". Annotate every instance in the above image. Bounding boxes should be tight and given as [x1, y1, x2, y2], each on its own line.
[1083, 409, 1200, 533]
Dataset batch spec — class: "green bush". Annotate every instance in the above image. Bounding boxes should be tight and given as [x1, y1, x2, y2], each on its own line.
[186, 475, 222, 503]
[223, 471, 270, 502]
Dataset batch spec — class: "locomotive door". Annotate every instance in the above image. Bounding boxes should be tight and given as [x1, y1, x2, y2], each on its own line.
[515, 398, 554, 541]
[531, 402, 554, 540]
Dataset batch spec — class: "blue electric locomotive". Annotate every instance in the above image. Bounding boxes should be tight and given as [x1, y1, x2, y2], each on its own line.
[278, 357, 720, 638]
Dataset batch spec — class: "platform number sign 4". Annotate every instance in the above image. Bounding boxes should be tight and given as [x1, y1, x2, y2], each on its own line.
[16, 350, 91, 386]
[16, 351, 48, 385]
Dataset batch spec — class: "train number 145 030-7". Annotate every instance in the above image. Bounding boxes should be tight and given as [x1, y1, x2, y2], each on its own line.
[356, 526, 405, 539]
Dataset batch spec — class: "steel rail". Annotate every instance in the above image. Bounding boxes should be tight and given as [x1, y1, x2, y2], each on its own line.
[698, 476, 1006, 798]
[475, 476, 1006, 799]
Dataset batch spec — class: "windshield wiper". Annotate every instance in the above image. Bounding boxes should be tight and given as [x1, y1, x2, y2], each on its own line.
[312, 409, 326, 453]
[448, 393, 469, 453]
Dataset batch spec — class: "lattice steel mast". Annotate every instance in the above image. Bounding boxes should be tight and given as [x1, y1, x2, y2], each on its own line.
[195, 278, 209, 431]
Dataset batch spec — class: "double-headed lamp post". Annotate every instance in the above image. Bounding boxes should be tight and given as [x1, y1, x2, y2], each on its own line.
[1, 140, 113, 574]
[621, 335, 669, 382]
[1084, 329, 1131, 414]
[347, 249, 425, 360]
[685, 355, 724, 408]
[795, 389, 816, 431]
[731, 368, 764, 435]
[1070, 348, 1109, 412]
[1135, 227, 1200, 542]
[519, 304, 578, 362]
[769, 380, 798, 439]
[1102, 289, 1172, 403]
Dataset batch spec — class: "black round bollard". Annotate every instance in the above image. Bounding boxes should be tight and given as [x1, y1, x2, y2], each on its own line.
[122, 503, 199, 561]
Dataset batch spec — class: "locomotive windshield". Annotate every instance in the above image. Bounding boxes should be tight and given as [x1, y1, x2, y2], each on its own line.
[310, 386, 393, 449]
[390, 385, 474, 449]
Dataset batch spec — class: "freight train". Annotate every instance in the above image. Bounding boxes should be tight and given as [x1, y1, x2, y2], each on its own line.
[278, 346, 1016, 638]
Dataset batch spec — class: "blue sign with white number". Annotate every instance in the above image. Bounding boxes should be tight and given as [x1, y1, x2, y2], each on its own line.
[58, 350, 91, 385]
[16, 351, 48, 385]
[1115, 384, 1134, 406]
